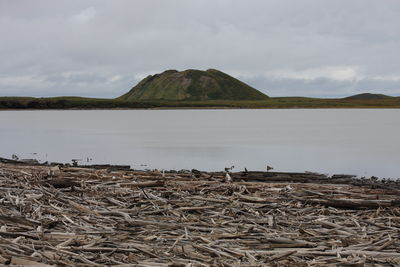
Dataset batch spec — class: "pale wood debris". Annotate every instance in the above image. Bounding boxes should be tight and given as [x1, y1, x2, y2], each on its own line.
[0, 162, 399, 266]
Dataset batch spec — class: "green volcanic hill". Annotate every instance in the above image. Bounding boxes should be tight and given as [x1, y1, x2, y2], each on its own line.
[345, 93, 392, 99]
[119, 69, 269, 101]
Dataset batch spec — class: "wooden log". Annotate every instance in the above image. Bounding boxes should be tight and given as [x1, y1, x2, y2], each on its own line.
[10, 257, 55, 267]
[299, 198, 400, 209]
[40, 178, 80, 188]
[121, 180, 165, 188]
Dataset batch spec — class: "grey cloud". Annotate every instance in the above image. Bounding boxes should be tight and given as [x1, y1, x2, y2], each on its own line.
[1, 0, 400, 98]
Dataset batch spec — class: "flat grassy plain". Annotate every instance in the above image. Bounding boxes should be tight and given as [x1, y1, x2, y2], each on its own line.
[1, 96, 400, 109]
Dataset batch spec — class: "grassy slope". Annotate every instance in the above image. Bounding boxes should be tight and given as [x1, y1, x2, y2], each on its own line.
[345, 93, 392, 99]
[1, 96, 400, 109]
[119, 69, 269, 101]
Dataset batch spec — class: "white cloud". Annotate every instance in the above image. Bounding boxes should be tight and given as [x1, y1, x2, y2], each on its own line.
[70, 7, 96, 24]
[265, 66, 364, 81]
[133, 72, 158, 81]
[371, 75, 400, 82]
[0, 75, 49, 88]
[108, 75, 122, 83]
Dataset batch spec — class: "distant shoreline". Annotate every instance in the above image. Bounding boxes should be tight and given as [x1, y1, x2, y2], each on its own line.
[1, 157, 398, 186]
[2, 106, 400, 111]
[1, 156, 398, 182]
[2, 108, 400, 112]
[1, 95, 400, 109]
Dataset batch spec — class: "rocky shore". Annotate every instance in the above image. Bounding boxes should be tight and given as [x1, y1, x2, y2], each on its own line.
[0, 161, 399, 266]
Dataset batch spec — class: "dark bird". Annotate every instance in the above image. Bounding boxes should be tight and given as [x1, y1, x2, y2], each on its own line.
[224, 165, 235, 172]
[267, 165, 274, 172]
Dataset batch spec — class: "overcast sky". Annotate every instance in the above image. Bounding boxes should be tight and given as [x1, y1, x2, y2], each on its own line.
[1, 0, 400, 98]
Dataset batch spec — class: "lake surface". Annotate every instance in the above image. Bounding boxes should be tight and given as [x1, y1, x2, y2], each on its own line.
[1, 109, 399, 178]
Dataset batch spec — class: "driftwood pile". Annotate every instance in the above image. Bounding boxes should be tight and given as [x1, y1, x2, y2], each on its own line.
[0, 162, 399, 266]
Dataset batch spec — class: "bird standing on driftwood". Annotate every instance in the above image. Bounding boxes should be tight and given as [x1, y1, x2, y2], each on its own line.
[267, 165, 274, 172]
[224, 172, 232, 183]
[224, 165, 234, 182]
[224, 165, 235, 173]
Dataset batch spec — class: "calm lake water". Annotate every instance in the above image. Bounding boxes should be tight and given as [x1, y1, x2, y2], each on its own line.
[1, 109, 399, 178]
